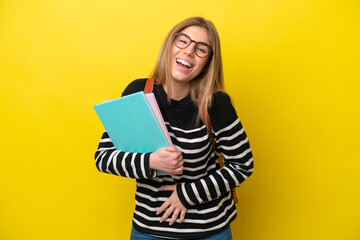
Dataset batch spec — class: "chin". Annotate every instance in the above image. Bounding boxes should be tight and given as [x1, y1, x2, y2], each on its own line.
[171, 73, 193, 84]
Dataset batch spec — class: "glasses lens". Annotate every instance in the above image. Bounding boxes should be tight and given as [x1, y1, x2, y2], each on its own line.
[175, 34, 190, 49]
[174, 33, 211, 58]
[195, 43, 210, 58]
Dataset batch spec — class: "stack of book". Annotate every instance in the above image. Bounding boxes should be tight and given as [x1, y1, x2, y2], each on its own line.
[94, 91, 172, 175]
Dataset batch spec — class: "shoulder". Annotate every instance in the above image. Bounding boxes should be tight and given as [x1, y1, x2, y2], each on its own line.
[209, 91, 239, 131]
[212, 91, 232, 107]
[122, 78, 148, 97]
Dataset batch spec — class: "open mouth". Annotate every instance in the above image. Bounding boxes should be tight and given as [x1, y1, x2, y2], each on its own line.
[176, 58, 193, 68]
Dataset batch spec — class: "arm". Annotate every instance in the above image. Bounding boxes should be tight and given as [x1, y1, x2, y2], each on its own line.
[95, 131, 184, 179]
[95, 130, 156, 179]
[176, 93, 254, 208]
[94, 79, 184, 179]
[94, 79, 154, 178]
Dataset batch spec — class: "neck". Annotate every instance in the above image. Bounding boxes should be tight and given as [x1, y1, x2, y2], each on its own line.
[163, 80, 191, 101]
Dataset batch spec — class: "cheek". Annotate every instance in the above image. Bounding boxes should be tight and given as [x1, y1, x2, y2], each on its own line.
[197, 59, 208, 73]
[171, 44, 179, 58]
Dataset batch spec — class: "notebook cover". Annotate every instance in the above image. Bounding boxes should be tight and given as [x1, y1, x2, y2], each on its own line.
[145, 93, 172, 146]
[94, 91, 171, 156]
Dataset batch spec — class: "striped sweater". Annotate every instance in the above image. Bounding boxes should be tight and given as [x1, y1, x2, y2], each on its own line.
[95, 78, 254, 239]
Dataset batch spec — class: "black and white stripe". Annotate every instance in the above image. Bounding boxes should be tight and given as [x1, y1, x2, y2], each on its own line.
[94, 79, 254, 239]
[95, 131, 155, 179]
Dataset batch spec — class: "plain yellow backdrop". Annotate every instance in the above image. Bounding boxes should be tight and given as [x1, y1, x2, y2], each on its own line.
[1, 0, 359, 239]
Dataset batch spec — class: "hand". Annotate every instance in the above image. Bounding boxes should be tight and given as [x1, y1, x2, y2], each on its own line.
[149, 147, 183, 174]
[157, 185, 187, 225]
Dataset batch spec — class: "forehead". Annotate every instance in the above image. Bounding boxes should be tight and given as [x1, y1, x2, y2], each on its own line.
[179, 26, 210, 45]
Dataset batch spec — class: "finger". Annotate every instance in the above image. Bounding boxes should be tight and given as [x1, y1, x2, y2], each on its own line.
[157, 200, 170, 215]
[174, 166, 183, 175]
[169, 154, 181, 164]
[169, 169, 182, 175]
[173, 151, 183, 159]
[168, 166, 182, 175]
[160, 206, 174, 223]
[179, 209, 186, 223]
[172, 147, 181, 153]
[176, 160, 184, 168]
[169, 209, 180, 226]
[161, 185, 176, 191]
[165, 147, 179, 153]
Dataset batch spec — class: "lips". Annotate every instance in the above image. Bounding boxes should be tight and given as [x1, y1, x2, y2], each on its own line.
[175, 58, 193, 69]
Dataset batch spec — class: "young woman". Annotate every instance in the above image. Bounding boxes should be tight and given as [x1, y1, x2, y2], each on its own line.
[95, 17, 254, 239]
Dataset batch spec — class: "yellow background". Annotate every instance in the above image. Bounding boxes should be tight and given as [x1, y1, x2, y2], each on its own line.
[1, 0, 359, 239]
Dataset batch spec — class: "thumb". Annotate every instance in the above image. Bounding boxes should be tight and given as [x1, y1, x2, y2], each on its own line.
[161, 185, 176, 191]
[165, 147, 180, 153]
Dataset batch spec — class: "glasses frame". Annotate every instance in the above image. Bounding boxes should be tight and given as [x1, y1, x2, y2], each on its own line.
[173, 33, 213, 58]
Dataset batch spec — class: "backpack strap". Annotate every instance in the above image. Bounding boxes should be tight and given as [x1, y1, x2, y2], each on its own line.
[198, 94, 238, 204]
[144, 77, 154, 94]
[144, 78, 238, 203]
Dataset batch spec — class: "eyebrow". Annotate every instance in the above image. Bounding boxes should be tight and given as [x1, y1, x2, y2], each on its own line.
[180, 32, 211, 46]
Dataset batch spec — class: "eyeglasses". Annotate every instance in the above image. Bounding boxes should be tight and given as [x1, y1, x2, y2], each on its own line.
[173, 33, 213, 58]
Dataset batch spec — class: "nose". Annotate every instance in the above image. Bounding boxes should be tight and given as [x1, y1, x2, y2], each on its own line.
[182, 42, 196, 57]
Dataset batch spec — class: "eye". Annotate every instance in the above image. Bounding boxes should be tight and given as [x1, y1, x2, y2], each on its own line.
[197, 47, 207, 54]
[196, 44, 209, 54]
[179, 39, 188, 44]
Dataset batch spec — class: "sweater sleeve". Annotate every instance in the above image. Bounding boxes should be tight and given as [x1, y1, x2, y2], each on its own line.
[94, 78, 157, 179]
[176, 92, 254, 207]
[94, 130, 156, 179]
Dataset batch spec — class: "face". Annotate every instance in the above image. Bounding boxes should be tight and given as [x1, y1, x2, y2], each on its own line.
[170, 26, 211, 86]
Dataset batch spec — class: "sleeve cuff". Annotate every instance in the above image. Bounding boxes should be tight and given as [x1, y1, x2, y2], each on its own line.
[144, 153, 156, 178]
[176, 183, 194, 209]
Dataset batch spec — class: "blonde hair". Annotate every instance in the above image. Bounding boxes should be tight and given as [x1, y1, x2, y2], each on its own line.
[152, 16, 224, 125]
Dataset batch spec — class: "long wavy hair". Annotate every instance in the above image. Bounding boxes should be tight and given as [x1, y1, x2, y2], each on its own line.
[152, 16, 225, 125]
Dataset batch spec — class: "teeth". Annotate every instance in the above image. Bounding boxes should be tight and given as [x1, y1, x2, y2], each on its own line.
[176, 59, 192, 68]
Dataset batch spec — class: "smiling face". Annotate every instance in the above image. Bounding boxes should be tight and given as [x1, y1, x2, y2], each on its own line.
[170, 26, 211, 87]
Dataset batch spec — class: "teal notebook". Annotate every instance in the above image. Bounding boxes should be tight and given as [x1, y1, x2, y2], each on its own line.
[94, 91, 171, 175]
